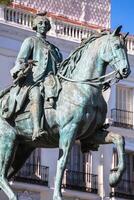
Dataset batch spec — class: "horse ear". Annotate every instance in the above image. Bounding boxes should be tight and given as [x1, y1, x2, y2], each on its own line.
[112, 25, 122, 36]
[124, 32, 129, 39]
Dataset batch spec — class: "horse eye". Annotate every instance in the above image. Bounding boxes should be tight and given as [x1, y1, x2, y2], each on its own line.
[115, 44, 120, 49]
[39, 21, 43, 25]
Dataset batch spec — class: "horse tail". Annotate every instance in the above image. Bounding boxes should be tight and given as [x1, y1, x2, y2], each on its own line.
[0, 86, 12, 99]
[8, 144, 34, 180]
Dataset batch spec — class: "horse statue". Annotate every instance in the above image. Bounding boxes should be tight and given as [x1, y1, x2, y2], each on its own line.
[0, 26, 131, 200]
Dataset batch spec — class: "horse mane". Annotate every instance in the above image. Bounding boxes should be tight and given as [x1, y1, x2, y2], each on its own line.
[81, 30, 109, 45]
[59, 31, 109, 78]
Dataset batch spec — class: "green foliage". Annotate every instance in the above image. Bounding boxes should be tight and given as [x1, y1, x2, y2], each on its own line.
[0, 0, 12, 5]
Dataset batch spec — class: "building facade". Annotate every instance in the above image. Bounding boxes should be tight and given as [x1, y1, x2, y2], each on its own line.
[0, 0, 134, 199]
[13, 0, 111, 29]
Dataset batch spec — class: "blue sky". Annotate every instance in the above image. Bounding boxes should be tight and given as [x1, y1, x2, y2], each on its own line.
[111, 0, 134, 35]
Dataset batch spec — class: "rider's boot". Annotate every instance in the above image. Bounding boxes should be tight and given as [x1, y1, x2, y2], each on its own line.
[29, 86, 47, 141]
[44, 97, 54, 109]
[30, 102, 46, 141]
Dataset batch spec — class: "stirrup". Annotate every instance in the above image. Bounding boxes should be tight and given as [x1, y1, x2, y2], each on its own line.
[102, 123, 110, 129]
[32, 129, 47, 141]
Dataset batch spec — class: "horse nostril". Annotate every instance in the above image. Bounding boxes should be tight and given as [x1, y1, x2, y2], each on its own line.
[122, 68, 128, 74]
[128, 69, 131, 75]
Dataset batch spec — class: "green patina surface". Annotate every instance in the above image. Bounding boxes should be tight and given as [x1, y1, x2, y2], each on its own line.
[0, 21, 131, 200]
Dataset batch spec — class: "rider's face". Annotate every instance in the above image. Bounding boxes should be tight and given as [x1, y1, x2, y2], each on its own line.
[36, 19, 49, 35]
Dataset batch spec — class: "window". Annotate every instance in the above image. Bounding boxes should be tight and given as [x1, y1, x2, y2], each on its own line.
[116, 85, 133, 111]
[115, 85, 133, 128]
[132, 155, 134, 172]
[65, 142, 92, 189]
[113, 150, 134, 195]
[66, 142, 91, 173]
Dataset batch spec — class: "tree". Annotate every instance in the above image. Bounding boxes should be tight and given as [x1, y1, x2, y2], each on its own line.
[0, 0, 12, 5]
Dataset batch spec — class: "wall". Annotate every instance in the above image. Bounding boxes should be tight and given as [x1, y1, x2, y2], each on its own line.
[13, 0, 111, 29]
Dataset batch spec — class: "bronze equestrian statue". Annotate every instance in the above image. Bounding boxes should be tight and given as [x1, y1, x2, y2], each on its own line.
[9, 13, 63, 141]
[0, 20, 131, 200]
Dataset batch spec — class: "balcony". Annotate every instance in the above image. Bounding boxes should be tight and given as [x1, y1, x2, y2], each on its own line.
[111, 108, 133, 129]
[110, 179, 134, 199]
[62, 170, 98, 194]
[14, 163, 49, 186]
[0, 5, 134, 54]
[0, 5, 96, 43]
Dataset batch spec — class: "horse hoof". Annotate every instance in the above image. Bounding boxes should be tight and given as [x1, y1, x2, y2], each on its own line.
[109, 170, 122, 187]
[110, 167, 118, 172]
[10, 197, 18, 200]
[53, 195, 62, 200]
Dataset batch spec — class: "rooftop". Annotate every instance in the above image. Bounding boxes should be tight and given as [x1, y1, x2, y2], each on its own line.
[0, 3, 134, 55]
[12, 0, 111, 29]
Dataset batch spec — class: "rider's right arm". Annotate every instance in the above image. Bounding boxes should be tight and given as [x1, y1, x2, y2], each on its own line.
[10, 37, 34, 79]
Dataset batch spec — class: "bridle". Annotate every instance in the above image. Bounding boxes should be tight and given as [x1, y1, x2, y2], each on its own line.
[58, 36, 123, 91]
[58, 70, 118, 90]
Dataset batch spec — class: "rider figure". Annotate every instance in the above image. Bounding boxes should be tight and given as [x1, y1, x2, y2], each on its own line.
[10, 13, 63, 140]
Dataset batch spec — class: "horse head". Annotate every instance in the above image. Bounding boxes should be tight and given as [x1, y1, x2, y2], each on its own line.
[100, 26, 131, 81]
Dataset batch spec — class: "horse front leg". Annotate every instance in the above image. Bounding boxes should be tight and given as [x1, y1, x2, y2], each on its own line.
[93, 129, 125, 187]
[53, 123, 77, 200]
[106, 132, 125, 187]
[0, 117, 18, 200]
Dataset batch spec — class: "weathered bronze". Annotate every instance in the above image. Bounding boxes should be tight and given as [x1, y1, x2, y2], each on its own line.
[0, 24, 131, 200]
[10, 13, 63, 141]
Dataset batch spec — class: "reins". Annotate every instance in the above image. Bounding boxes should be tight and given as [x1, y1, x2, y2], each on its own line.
[57, 33, 124, 91]
[57, 70, 118, 90]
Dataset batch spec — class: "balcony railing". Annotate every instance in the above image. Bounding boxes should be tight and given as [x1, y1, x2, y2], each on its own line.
[110, 179, 134, 199]
[14, 163, 49, 186]
[111, 108, 133, 129]
[3, 6, 34, 28]
[0, 5, 96, 42]
[0, 5, 134, 53]
[62, 170, 98, 194]
[50, 19, 93, 42]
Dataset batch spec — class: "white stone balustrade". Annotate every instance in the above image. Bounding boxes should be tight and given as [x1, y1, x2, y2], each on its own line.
[126, 37, 134, 55]
[3, 6, 34, 28]
[49, 17, 95, 42]
[0, 5, 97, 42]
[0, 5, 134, 55]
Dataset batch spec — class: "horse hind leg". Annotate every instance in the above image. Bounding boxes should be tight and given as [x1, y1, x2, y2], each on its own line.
[53, 123, 77, 200]
[106, 132, 125, 187]
[0, 118, 18, 200]
[8, 145, 34, 180]
[92, 129, 125, 187]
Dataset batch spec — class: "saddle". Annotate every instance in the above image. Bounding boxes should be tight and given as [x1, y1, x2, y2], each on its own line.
[0, 74, 62, 119]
